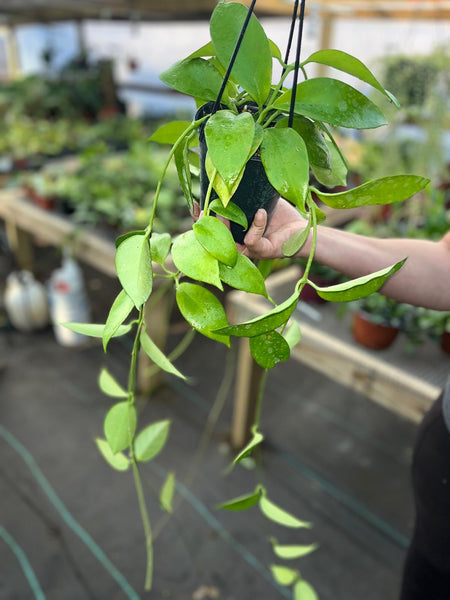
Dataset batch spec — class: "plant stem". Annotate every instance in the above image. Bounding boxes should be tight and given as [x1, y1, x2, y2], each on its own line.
[253, 368, 269, 427]
[126, 307, 154, 589]
[131, 461, 154, 590]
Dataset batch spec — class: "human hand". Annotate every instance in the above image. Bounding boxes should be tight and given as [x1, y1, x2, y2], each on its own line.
[238, 198, 309, 260]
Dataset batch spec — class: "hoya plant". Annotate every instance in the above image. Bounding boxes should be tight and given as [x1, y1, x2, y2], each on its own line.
[66, 0, 429, 595]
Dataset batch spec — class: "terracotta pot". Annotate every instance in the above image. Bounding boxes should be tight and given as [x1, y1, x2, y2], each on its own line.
[440, 331, 450, 355]
[352, 311, 399, 350]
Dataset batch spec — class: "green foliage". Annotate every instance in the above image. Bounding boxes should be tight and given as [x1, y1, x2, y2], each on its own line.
[62, 2, 436, 593]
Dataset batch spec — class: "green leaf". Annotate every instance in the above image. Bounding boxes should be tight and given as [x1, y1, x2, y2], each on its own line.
[160, 471, 175, 513]
[233, 426, 264, 465]
[176, 282, 230, 346]
[311, 138, 347, 188]
[140, 330, 186, 380]
[98, 368, 127, 398]
[283, 320, 302, 350]
[186, 41, 215, 59]
[313, 174, 430, 209]
[115, 234, 153, 308]
[174, 138, 195, 213]
[303, 49, 400, 107]
[205, 110, 255, 187]
[172, 230, 223, 289]
[103, 289, 135, 351]
[261, 128, 309, 211]
[276, 116, 331, 170]
[259, 495, 312, 528]
[274, 78, 388, 129]
[294, 579, 319, 600]
[149, 121, 194, 145]
[214, 289, 300, 338]
[159, 57, 233, 103]
[210, 1, 272, 106]
[250, 330, 290, 369]
[95, 438, 130, 471]
[270, 565, 299, 587]
[134, 419, 171, 462]
[218, 487, 262, 511]
[193, 215, 238, 267]
[63, 322, 132, 338]
[269, 39, 282, 60]
[104, 401, 137, 454]
[219, 253, 268, 297]
[271, 540, 318, 560]
[115, 229, 145, 249]
[282, 219, 311, 257]
[312, 259, 407, 302]
[210, 199, 248, 230]
[150, 233, 172, 265]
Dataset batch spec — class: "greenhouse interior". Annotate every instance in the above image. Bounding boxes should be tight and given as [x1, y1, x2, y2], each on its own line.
[0, 1, 449, 599]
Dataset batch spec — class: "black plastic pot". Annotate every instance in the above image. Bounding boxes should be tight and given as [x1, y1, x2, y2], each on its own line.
[196, 102, 279, 244]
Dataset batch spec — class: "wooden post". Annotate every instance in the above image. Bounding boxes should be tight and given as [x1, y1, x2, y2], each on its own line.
[317, 11, 333, 76]
[137, 284, 175, 397]
[230, 337, 265, 449]
[5, 221, 34, 271]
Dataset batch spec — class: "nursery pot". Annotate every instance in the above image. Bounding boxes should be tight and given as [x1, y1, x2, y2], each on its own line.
[352, 311, 399, 351]
[196, 102, 279, 244]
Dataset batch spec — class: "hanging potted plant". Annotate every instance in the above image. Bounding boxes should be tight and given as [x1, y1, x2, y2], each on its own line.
[64, 0, 430, 595]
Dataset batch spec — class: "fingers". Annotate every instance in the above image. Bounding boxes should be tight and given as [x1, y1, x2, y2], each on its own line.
[243, 209, 267, 248]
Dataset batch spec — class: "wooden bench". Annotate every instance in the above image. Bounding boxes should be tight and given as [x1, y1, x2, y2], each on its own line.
[227, 266, 445, 448]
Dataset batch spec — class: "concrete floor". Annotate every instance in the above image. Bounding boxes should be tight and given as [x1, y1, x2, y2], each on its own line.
[0, 244, 426, 600]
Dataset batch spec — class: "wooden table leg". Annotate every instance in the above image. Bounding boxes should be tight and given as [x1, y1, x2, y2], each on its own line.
[137, 284, 175, 396]
[230, 337, 265, 450]
[5, 221, 34, 271]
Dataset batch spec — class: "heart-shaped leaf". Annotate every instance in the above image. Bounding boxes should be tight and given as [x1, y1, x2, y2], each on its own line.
[174, 137, 195, 212]
[282, 218, 311, 257]
[311, 138, 348, 188]
[283, 321, 302, 350]
[274, 78, 388, 129]
[134, 420, 171, 462]
[205, 110, 255, 187]
[172, 230, 222, 289]
[115, 234, 153, 308]
[193, 215, 238, 267]
[176, 282, 229, 346]
[261, 128, 309, 211]
[313, 175, 430, 209]
[210, 1, 272, 106]
[205, 152, 244, 207]
[250, 330, 290, 369]
[104, 401, 137, 454]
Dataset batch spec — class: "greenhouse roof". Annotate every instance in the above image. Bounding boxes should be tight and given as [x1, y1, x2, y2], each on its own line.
[0, 0, 449, 25]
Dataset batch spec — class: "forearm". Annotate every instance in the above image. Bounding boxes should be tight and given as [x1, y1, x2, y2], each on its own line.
[302, 227, 450, 310]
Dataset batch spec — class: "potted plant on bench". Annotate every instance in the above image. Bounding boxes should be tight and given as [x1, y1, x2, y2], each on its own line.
[65, 0, 430, 594]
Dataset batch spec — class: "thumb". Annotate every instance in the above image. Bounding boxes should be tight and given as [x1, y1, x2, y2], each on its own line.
[245, 209, 267, 244]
